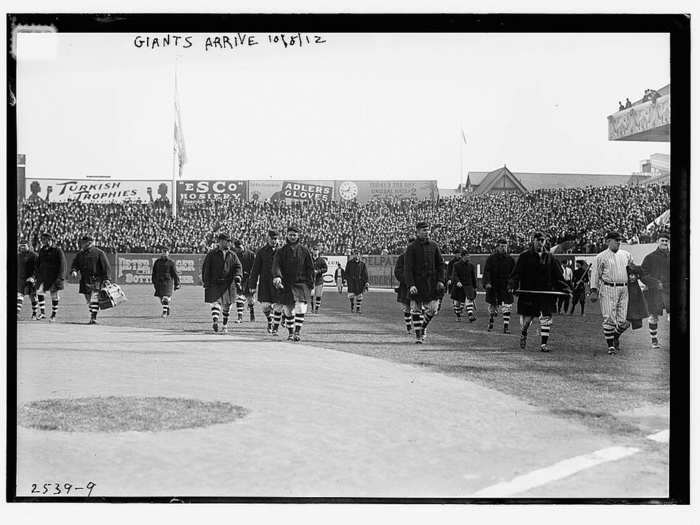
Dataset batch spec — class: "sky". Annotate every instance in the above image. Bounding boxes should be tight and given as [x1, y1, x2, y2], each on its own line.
[17, 31, 670, 187]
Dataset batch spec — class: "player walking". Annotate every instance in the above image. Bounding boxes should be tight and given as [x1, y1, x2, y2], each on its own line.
[568, 260, 589, 315]
[151, 244, 180, 318]
[450, 250, 477, 322]
[589, 231, 634, 355]
[557, 260, 574, 314]
[202, 233, 242, 333]
[404, 221, 446, 344]
[394, 235, 416, 333]
[272, 225, 315, 341]
[640, 231, 670, 349]
[482, 239, 515, 333]
[17, 240, 39, 321]
[36, 233, 66, 322]
[233, 239, 256, 322]
[509, 232, 570, 352]
[345, 252, 369, 313]
[311, 245, 328, 313]
[70, 235, 111, 325]
[249, 230, 283, 334]
[334, 262, 344, 294]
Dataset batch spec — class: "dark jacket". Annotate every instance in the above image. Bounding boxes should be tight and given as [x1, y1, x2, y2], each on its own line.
[345, 258, 369, 294]
[37, 246, 67, 291]
[627, 264, 649, 328]
[450, 258, 477, 302]
[71, 246, 111, 295]
[394, 252, 410, 305]
[18, 250, 39, 292]
[234, 248, 256, 291]
[152, 256, 180, 297]
[403, 238, 446, 302]
[446, 256, 458, 293]
[510, 248, 570, 314]
[334, 266, 345, 281]
[202, 248, 242, 303]
[313, 256, 328, 286]
[483, 251, 516, 305]
[640, 247, 670, 315]
[272, 241, 314, 306]
[249, 244, 281, 304]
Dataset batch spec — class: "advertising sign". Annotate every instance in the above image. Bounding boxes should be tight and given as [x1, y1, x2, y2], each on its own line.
[248, 180, 335, 203]
[24, 179, 169, 204]
[177, 180, 248, 206]
[322, 255, 347, 286]
[116, 253, 206, 285]
[335, 180, 439, 202]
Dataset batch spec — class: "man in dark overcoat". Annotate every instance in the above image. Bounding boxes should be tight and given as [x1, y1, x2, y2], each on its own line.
[249, 230, 283, 334]
[17, 239, 39, 320]
[569, 260, 589, 316]
[272, 225, 315, 341]
[403, 221, 446, 344]
[394, 235, 416, 334]
[36, 232, 67, 322]
[311, 244, 328, 314]
[483, 238, 515, 333]
[509, 232, 571, 352]
[345, 251, 369, 314]
[451, 250, 478, 322]
[70, 234, 111, 324]
[233, 239, 257, 323]
[152, 244, 180, 318]
[202, 232, 242, 333]
[640, 231, 670, 349]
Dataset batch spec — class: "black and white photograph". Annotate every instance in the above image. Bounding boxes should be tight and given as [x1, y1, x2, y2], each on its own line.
[5, 9, 691, 510]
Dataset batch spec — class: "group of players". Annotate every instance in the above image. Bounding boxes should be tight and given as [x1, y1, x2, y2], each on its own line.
[17, 220, 670, 354]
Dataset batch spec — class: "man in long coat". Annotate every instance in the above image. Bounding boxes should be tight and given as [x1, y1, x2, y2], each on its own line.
[202, 232, 242, 333]
[17, 239, 39, 320]
[394, 235, 416, 334]
[640, 231, 670, 349]
[311, 245, 328, 313]
[404, 221, 446, 344]
[36, 232, 66, 322]
[152, 244, 180, 318]
[70, 234, 111, 324]
[345, 251, 369, 314]
[249, 230, 283, 334]
[272, 225, 315, 342]
[450, 250, 478, 322]
[483, 238, 515, 333]
[233, 239, 257, 323]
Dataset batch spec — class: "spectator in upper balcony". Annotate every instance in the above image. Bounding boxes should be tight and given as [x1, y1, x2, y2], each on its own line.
[618, 101, 625, 111]
[625, 98, 632, 109]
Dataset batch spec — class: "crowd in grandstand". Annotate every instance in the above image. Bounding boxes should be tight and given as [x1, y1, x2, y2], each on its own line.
[18, 183, 670, 255]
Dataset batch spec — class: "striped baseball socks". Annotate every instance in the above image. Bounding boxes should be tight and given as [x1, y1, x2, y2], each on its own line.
[236, 299, 244, 322]
[349, 298, 355, 312]
[454, 302, 463, 319]
[603, 325, 616, 353]
[51, 298, 59, 320]
[314, 296, 321, 313]
[211, 303, 221, 331]
[161, 297, 171, 317]
[16, 294, 23, 318]
[503, 311, 511, 332]
[403, 312, 412, 333]
[271, 310, 282, 333]
[356, 296, 363, 313]
[466, 301, 475, 321]
[89, 297, 99, 321]
[649, 322, 659, 347]
[412, 312, 424, 342]
[294, 313, 305, 335]
[37, 294, 46, 318]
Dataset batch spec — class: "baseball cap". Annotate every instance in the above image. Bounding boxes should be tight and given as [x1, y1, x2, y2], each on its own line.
[605, 231, 622, 241]
[287, 224, 300, 233]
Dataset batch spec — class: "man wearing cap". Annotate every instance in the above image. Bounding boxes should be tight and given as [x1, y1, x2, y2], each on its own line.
[233, 239, 256, 323]
[640, 231, 670, 349]
[311, 244, 328, 314]
[151, 244, 180, 318]
[272, 225, 315, 342]
[17, 240, 39, 321]
[345, 251, 369, 314]
[70, 235, 111, 324]
[589, 231, 635, 354]
[249, 230, 283, 334]
[569, 260, 589, 315]
[36, 232, 67, 322]
[557, 260, 574, 314]
[483, 239, 515, 333]
[509, 232, 570, 352]
[202, 233, 242, 333]
[450, 250, 478, 322]
[404, 221, 446, 344]
[394, 235, 416, 334]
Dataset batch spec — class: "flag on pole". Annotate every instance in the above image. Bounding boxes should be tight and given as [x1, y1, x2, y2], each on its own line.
[461, 129, 467, 144]
[174, 75, 187, 178]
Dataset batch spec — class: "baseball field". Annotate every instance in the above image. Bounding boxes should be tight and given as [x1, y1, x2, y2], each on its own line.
[14, 285, 670, 499]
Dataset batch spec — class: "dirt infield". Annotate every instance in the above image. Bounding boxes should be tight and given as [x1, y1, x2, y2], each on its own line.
[14, 285, 669, 498]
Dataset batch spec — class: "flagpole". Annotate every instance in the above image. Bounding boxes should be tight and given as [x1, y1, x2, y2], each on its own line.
[460, 131, 464, 191]
[172, 56, 179, 218]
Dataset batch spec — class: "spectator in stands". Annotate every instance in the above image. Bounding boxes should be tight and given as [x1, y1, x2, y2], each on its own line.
[618, 101, 625, 111]
[625, 98, 632, 109]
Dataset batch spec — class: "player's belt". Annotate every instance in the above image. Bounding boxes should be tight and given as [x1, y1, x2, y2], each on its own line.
[603, 281, 627, 287]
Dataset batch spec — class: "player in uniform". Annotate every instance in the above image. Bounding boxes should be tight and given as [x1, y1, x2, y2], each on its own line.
[345, 251, 369, 313]
[509, 232, 570, 352]
[640, 231, 670, 349]
[311, 245, 328, 313]
[482, 239, 515, 333]
[272, 225, 315, 341]
[70, 235, 111, 324]
[36, 232, 66, 322]
[568, 260, 589, 315]
[202, 233, 242, 333]
[404, 221, 446, 344]
[450, 250, 477, 322]
[589, 231, 634, 355]
[17, 240, 39, 321]
[557, 260, 574, 314]
[334, 262, 345, 294]
[249, 230, 283, 334]
[393, 235, 416, 333]
[233, 240, 256, 322]
[151, 244, 180, 318]
[445, 254, 458, 318]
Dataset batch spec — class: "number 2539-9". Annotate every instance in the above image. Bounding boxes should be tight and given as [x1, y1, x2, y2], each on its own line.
[31, 482, 96, 496]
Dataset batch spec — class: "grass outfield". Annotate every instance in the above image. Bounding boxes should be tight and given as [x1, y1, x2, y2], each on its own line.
[17, 284, 669, 440]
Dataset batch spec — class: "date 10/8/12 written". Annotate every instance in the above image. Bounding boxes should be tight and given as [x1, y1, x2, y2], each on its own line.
[30, 482, 96, 497]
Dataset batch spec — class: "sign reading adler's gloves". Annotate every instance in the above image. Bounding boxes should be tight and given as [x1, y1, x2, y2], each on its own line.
[98, 282, 128, 310]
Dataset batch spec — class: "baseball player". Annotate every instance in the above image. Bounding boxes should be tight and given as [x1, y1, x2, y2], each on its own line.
[640, 231, 670, 349]
[17, 239, 39, 321]
[589, 231, 634, 355]
[249, 230, 283, 334]
[151, 244, 180, 318]
[345, 251, 369, 314]
[233, 239, 256, 322]
[36, 232, 67, 322]
[70, 235, 111, 324]
[311, 245, 328, 313]
[450, 250, 477, 322]
[334, 262, 345, 294]
[394, 235, 416, 333]
[568, 260, 589, 315]
[202, 232, 242, 333]
[482, 239, 515, 333]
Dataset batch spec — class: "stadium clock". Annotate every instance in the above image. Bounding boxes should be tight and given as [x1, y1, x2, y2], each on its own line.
[338, 181, 359, 201]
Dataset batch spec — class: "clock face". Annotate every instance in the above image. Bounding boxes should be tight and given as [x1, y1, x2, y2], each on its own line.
[339, 181, 358, 200]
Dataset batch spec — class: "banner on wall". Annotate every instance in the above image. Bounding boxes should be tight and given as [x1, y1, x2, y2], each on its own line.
[249, 180, 335, 203]
[24, 179, 170, 204]
[335, 180, 439, 202]
[322, 255, 347, 286]
[116, 253, 206, 285]
[177, 180, 248, 206]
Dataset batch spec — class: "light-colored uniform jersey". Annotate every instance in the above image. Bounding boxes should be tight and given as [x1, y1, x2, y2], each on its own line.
[591, 248, 633, 327]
